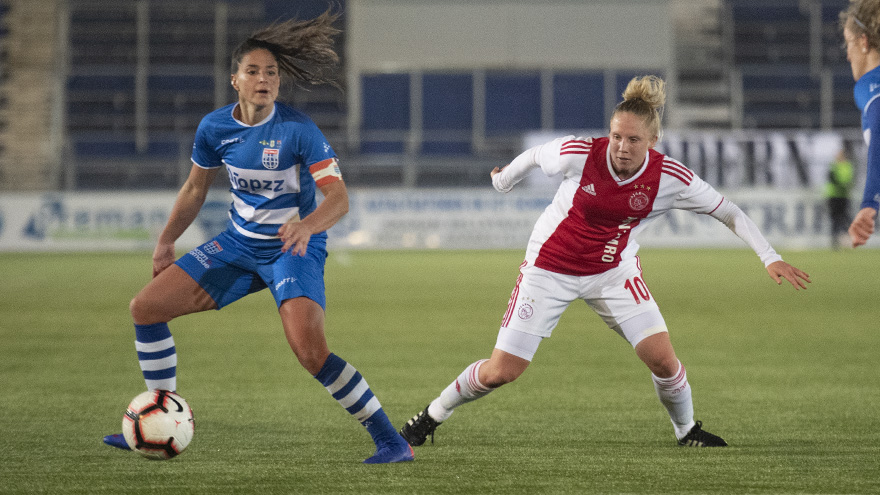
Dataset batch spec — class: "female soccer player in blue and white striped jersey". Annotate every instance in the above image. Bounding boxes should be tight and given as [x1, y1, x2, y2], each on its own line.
[102, 11, 413, 464]
[842, 1, 880, 246]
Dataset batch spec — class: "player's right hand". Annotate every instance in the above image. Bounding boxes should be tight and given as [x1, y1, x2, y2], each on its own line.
[152, 242, 176, 277]
[849, 207, 877, 247]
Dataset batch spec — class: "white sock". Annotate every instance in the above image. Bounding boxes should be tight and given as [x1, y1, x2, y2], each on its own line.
[428, 359, 493, 422]
[652, 361, 696, 439]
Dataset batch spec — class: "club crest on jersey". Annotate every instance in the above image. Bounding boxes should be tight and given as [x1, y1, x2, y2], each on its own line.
[517, 303, 534, 320]
[629, 191, 650, 211]
[261, 148, 280, 169]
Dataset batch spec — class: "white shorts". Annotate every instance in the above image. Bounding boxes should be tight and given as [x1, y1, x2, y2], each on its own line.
[497, 257, 668, 353]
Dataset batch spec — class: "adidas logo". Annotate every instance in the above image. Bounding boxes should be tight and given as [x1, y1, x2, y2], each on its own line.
[581, 183, 596, 196]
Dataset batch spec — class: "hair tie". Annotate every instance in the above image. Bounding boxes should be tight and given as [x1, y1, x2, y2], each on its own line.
[853, 16, 868, 32]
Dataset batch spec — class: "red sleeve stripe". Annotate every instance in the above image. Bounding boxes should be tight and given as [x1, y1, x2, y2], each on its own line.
[708, 197, 724, 214]
[560, 140, 592, 155]
[309, 158, 342, 187]
[661, 166, 692, 185]
[662, 159, 694, 180]
[661, 159, 694, 185]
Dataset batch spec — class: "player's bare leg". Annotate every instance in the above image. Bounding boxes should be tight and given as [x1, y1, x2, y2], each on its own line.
[278, 297, 330, 375]
[130, 265, 218, 324]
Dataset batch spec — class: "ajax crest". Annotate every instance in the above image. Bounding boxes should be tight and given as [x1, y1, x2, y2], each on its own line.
[517, 303, 534, 320]
[629, 191, 649, 211]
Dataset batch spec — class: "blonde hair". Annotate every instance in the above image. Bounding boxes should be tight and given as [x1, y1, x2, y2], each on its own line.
[612, 75, 666, 140]
[840, 0, 880, 50]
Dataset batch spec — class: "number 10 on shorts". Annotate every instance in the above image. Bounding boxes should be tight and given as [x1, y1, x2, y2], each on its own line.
[624, 277, 652, 304]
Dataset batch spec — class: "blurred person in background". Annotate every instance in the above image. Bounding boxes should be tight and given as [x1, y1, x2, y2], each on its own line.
[102, 10, 413, 464]
[841, 1, 880, 247]
[825, 148, 854, 249]
[399, 75, 811, 450]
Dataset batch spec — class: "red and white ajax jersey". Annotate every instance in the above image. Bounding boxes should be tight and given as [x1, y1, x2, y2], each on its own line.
[522, 136, 724, 276]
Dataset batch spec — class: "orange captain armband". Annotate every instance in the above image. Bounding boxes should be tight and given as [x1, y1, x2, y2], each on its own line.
[309, 158, 343, 187]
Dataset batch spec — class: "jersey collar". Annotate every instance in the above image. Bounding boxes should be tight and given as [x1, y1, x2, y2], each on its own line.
[230, 103, 276, 127]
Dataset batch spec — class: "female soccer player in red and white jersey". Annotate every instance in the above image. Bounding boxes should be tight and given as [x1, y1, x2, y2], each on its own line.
[400, 75, 811, 448]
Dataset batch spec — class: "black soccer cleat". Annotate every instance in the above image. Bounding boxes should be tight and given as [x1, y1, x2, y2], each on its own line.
[399, 405, 442, 447]
[677, 420, 728, 447]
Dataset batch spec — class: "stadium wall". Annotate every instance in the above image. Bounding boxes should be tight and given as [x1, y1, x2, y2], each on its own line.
[347, 0, 672, 71]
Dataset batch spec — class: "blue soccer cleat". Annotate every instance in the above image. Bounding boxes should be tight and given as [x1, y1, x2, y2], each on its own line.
[362, 435, 415, 464]
[103, 433, 131, 451]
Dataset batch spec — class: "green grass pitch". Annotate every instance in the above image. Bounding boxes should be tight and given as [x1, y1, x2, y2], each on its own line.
[1, 248, 878, 494]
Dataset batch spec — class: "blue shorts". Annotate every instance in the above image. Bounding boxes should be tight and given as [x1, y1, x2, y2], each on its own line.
[175, 230, 327, 310]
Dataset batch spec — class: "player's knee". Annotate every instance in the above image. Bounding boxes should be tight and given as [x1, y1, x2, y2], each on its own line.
[481, 365, 522, 387]
[129, 295, 149, 323]
[285, 338, 328, 375]
[129, 293, 164, 325]
[647, 355, 680, 379]
[298, 351, 330, 376]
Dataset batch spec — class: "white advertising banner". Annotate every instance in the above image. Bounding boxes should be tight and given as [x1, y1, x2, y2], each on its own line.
[0, 192, 224, 252]
[0, 188, 875, 252]
[334, 187, 876, 251]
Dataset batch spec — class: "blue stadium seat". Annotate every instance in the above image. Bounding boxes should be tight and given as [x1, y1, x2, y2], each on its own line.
[422, 73, 473, 154]
[740, 64, 822, 128]
[553, 72, 605, 130]
[360, 73, 410, 154]
[731, 0, 811, 65]
[485, 72, 541, 135]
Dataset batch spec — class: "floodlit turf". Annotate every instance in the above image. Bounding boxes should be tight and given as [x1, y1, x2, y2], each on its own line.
[1, 248, 878, 494]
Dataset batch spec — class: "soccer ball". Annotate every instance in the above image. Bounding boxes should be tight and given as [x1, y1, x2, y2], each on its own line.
[122, 390, 194, 460]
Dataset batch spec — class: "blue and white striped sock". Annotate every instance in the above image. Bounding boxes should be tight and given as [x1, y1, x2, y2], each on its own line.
[314, 353, 398, 447]
[134, 323, 177, 391]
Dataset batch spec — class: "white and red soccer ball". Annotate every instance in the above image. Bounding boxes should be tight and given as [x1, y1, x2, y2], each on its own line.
[122, 390, 194, 460]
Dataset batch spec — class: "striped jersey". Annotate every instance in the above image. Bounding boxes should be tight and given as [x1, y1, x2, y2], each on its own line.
[854, 64, 880, 211]
[191, 102, 341, 245]
[523, 136, 724, 276]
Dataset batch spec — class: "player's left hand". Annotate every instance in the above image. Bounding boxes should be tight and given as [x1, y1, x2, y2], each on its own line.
[848, 207, 877, 247]
[278, 219, 313, 256]
[766, 260, 811, 290]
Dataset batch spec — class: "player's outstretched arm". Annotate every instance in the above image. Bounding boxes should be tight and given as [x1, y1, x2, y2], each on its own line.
[766, 261, 811, 290]
[848, 207, 877, 247]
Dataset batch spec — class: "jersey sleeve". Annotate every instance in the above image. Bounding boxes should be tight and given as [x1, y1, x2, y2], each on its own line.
[862, 100, 880, 210]
[296, 120, 342, 187]
[669, 166, 782, 266]
[190, 117, 223, 169]
[492, 135, 590, 192]
[710, 199, 782, 266]
[669, 170, 725, 214]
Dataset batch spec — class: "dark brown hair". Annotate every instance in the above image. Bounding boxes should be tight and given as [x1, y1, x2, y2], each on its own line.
[231, 8, 341, 88]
